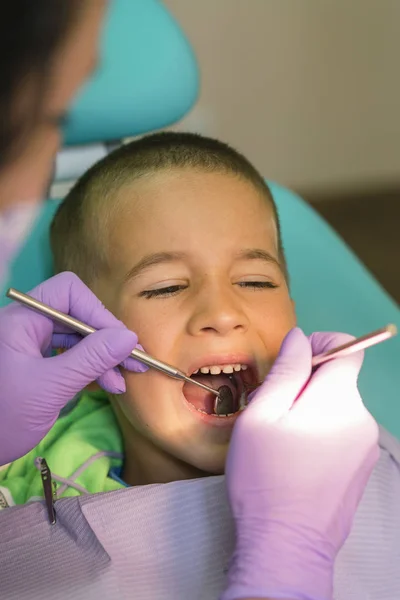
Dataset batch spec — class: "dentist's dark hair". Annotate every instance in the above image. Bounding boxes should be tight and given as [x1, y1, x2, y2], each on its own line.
[0, 0, 80, 170]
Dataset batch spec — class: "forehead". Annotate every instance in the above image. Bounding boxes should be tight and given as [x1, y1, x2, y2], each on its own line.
[109, 169, 279, 264]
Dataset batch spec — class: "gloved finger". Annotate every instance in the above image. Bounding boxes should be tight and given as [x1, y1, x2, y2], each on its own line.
[309, 331, 364, 385]
[52, 331, 132, 393]
[289, 369, 379, 449]
[43, 344, 53, 358]
[0, 302, 54, 352]
[120, 344, 148, 373]
[309, 331, 355, 355]
[52, 320, 125, 336]
[289, 334, 366, 423]
[248, 328, 312, 421]
[97, 366, 127, 394]
[50, 328, 141, 400]
[302, 359, 366, 422]
[52, 333, 82, 350]
[52, 333, 148, 373]
[52, 322, 87, 335]
[29, 272, 127, 331]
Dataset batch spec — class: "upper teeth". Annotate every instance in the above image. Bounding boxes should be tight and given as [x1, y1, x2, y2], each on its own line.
[193, 363, 248, 375]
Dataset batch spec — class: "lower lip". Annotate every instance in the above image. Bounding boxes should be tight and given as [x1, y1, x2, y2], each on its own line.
[181, 392, 240, 427]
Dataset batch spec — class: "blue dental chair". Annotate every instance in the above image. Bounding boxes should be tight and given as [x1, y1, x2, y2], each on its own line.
[2, 0, 399, 436]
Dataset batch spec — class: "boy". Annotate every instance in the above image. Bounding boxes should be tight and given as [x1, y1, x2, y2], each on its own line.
[1, 133, 399, 599]
[10, 131, 295, 493]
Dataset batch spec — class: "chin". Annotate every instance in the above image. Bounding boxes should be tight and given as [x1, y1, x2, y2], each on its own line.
[187, 448, 228, 477]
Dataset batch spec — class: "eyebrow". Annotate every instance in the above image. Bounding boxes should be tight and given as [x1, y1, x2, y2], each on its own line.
[235, 248, 282, 269]
[123, 252, 187, 282]
[124, 248, 281, 284]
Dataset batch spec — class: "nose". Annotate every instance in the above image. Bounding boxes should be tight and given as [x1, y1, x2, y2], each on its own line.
[187, 284, 249, 337]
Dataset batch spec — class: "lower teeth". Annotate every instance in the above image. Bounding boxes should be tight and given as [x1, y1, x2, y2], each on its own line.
[196, 409, 236, 417]
[195, 399, 248, 417]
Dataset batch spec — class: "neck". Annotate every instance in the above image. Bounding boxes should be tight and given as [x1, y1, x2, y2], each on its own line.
[122, 431, 210, 486]
[115, 412, 210, 486]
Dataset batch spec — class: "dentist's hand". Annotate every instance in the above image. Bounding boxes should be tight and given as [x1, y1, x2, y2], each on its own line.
[222, 328, 379, 600]
[0, 272, 146, 465]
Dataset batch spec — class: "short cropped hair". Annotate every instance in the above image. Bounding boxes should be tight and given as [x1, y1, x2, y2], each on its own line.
[50, 131, 287, 283]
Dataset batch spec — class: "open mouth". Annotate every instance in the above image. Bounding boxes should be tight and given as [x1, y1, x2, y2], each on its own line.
[182, 362, 257, 417]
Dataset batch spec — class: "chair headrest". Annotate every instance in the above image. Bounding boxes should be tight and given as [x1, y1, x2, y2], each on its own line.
[63, 0, 199, 146]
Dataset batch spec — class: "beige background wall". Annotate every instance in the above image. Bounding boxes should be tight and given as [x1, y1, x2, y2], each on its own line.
[164, 0, 400, 195]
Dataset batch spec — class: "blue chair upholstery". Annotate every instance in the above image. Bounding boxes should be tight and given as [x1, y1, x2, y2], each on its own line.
[270, 182, 399, 435]
[1, 0, 398, 437]
[63, 0, 199, 145]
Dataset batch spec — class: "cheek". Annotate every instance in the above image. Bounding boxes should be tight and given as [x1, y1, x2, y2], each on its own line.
[115, 369, 189, 447]
[113, 300, 191, 436]
[252, 290, 296, 360]
[118, 297, 185, 360]
[111, 299, 190, 440]
[112, 371, 157, 439]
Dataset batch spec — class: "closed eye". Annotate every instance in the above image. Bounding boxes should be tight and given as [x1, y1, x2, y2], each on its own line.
[237, 281, 278, 290]
[140, 281, 278, 299]
[139, 285, 187, 299]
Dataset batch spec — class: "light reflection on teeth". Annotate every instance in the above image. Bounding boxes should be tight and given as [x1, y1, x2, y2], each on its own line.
[189, 362, 252, 416]
[193, 363, 248, 375]
[196, 408, 245, 417]
[196, 409, 235, 417]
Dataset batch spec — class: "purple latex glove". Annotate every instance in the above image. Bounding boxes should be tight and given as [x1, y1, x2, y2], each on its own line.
[0, 272, 147, 465]
[222, 328, 379, 600]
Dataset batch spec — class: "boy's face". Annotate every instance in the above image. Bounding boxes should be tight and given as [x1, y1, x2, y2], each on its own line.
[95, 169, 296, 484]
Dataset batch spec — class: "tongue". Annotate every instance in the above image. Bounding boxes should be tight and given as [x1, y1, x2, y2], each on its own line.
[183, 374, 236, 414]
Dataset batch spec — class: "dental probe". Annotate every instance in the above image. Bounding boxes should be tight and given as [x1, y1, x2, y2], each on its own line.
[213, 324, 398, 413]
[6, 288, 220, 398]
[311, 324, 397, 367]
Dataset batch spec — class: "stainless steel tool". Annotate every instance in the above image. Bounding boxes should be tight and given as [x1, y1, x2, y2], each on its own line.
[7, 288, 397, 402]
[311, 324, 397, 367]
[6, 287, 220, 398]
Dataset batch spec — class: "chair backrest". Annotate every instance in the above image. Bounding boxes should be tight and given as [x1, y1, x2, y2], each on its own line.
[269, 182, 399, 436]
[3, 184, 399, 437]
